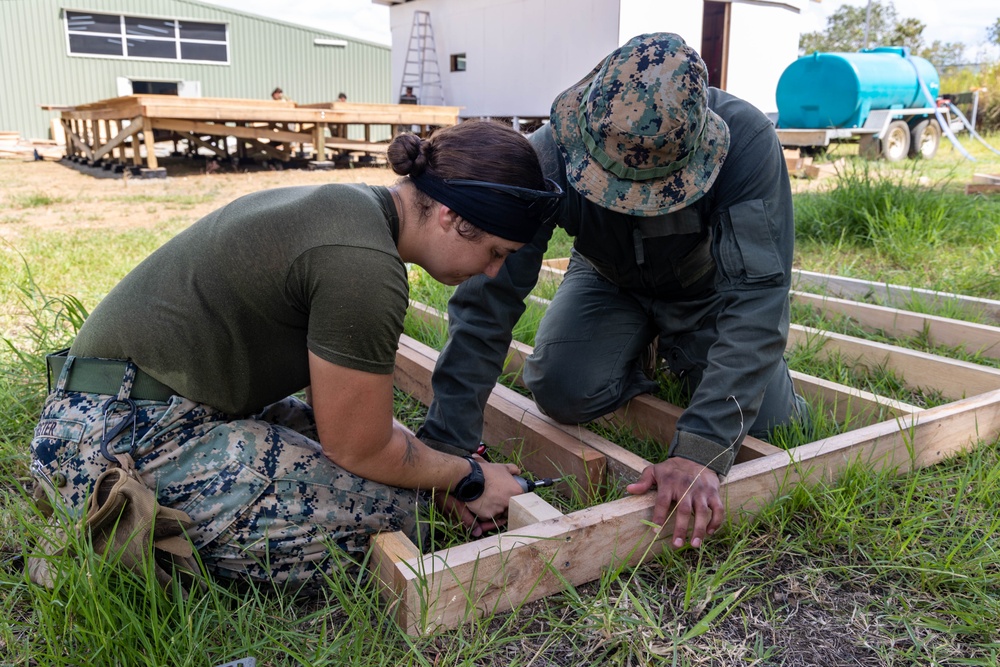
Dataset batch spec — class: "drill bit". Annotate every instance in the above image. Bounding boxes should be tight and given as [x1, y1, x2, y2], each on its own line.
[514, 475, 562, 493]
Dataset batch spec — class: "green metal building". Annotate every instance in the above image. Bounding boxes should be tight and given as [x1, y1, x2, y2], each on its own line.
[0, 0, 391, 141]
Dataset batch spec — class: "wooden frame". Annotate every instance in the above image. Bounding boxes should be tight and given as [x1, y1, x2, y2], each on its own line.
[48, 95, 461, 173]
[372, 264, 1000, 635]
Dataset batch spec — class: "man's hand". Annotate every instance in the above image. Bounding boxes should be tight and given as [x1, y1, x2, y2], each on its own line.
[626, 457, 724, 548]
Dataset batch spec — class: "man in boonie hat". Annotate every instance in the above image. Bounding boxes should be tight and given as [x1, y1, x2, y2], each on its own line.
[419, 33, 807, 550]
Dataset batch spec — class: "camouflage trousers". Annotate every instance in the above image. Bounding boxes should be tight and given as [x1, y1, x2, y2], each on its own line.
[30, 358, 421, 586]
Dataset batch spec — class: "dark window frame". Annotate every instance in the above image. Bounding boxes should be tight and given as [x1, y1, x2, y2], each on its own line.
[450, 53, 467, 72]
[64, 10, 229, 65]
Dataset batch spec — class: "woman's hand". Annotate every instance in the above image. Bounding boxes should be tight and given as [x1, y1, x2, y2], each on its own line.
[465, 458, 522, 519]
[436, 457, 522, 536]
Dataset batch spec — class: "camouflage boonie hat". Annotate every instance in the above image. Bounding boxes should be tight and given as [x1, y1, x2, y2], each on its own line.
[550, 33, 730, 216]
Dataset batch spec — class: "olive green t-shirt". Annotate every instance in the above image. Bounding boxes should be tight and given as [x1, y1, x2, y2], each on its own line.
[70, 184, 407, 416]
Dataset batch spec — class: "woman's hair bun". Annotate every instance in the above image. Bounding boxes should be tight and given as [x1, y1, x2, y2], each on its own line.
[387, 133, 429, 177]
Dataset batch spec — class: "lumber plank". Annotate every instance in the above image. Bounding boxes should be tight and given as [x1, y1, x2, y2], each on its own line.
[790, 370, 921, 424]
[492, 382, 652, 480]
[314, 123, 326, 160]
[604, 395, 783, 462]
[965, 183, 1000, 195]
[540, 258, 569, 271]
[243, 137, 289, 161]
[789, 324, 1000, 398]
[91, 116, 142, 162]
[507, 493, 563, 530]
[394, 336, 610, 493]
[130, 125, 142, 166]
[322, 140, 389, 153]
[369, 531, 421, 628]
[65, 128, 94, 160]
[793, 269, 1000, 325]
[152, 119, 311, 144]
[142, 116, 158, 169]
[177, 132, 228, 158]
[792, 290, 1000, 360]
[407, 300, 778, 462]
[385, 388, 1000, 634]
[725, 388, 1000, 511]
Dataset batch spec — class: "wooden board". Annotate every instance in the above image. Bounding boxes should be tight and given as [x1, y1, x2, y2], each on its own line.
[791, 290, 1000, 360]
[365, 268, 1000, 635]
[394, 336, 610, 493]
[966, 183, 1000, 195]
[788, 324, 1000, 399]
[405, 300, 778, 463]
[793, 269, 1000, 325]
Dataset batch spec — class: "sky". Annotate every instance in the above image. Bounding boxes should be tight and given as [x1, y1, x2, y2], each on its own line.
[200, 0, 1000, 61]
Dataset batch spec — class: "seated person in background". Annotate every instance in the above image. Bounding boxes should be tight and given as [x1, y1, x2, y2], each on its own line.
[399, 86, 418, 105]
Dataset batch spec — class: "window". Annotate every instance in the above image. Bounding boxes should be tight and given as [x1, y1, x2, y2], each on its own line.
[130, 80, 179, 95]
[450, 53, 466, 72]
[64, 11, 229, 64]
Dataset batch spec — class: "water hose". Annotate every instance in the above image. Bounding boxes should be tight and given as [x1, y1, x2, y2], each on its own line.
[905, 49, 975, 160]
[946, 102, 1000, 157]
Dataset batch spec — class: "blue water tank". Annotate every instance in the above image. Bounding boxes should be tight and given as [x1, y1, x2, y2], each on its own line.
[775, 47, 940, 129]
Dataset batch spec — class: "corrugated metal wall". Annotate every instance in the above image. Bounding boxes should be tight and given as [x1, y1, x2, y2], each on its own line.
[0, 0, 391, 140]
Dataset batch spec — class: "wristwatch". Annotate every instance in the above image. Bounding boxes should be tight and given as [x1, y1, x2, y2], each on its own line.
[453, 456, 485, 502]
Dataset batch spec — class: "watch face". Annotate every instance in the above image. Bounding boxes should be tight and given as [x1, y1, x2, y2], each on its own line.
[456, 457, 486, 502]
[457, 478, 485, 502]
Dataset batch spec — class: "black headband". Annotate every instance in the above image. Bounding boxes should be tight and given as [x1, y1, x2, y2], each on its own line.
[410, 171, 564, 243]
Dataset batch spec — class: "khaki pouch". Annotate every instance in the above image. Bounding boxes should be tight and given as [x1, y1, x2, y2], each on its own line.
[29, 459, 204, 594]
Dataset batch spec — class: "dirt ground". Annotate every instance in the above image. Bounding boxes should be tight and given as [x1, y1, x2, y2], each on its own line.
[0, 149, 845, 243]
[0, 155, 401, 239]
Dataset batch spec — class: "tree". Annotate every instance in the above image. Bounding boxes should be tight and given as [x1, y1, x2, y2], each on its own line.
[890, 17, 925, 52]
[988, 18, 1000, 48]
[799, 0, 965, 66]
[799, 1, 900, 54]
[917, 41, 966, 69]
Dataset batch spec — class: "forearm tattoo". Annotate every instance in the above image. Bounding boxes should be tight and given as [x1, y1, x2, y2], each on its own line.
[402, 433, 418, 466]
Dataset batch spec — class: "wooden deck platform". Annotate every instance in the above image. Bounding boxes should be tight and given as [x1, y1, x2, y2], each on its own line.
[48, 95, 462, 174]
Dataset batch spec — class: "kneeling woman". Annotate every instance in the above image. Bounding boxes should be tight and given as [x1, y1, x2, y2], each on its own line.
[30, 121, 562, 586]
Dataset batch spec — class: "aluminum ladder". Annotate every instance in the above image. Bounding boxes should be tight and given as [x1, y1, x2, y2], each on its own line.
[399, 11, 444, 106]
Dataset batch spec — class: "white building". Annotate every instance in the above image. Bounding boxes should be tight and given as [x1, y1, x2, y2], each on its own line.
[373, 0, 817, 118]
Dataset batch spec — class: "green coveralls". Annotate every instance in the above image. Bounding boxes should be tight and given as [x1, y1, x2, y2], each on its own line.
[419, 89, 806, 476]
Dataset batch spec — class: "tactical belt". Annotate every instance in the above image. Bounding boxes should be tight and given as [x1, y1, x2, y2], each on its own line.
[46, 350, 176, 402]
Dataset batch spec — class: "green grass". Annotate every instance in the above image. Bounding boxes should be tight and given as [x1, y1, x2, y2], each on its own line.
[794, 160, 1000, 299]
[2, 153, 1000, 664]
[5, 192, 66, 209]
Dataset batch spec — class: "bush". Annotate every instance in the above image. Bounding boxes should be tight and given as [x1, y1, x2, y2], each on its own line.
[941, 61, 1000, 132]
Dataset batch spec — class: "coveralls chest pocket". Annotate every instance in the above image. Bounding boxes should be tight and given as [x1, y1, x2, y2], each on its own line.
[713, 198, 785, 287]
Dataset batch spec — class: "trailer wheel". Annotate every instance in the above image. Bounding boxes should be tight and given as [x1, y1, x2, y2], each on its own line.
[882, 120, 911, 161]
[908, 119, 941, 159]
